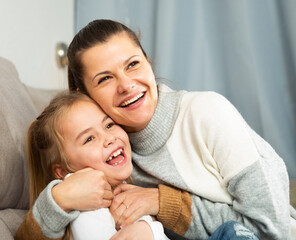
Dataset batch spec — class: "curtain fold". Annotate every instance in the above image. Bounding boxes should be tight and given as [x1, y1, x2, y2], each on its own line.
[76, 0, 296, 178]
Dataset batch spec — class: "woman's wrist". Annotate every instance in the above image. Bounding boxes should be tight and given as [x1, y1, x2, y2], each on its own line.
[51, 182, 71, 213]
[149, 187, 160, 216]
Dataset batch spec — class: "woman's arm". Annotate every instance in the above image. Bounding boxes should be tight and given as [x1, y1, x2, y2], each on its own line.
[158, 159, 290, 240]
[15, 169, 113, 239]
[15, 208, 62, 240]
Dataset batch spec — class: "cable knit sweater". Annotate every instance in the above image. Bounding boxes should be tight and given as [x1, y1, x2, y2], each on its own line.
[15, 84, 296, 240]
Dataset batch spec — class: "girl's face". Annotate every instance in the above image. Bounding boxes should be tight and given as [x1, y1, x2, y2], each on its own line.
[81, 32, 158, 132]
[59, 100, 132, 187]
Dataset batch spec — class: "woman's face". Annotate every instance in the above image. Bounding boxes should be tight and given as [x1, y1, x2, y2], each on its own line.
[59, 100, 132, 187]
[81, 32, 158, 132]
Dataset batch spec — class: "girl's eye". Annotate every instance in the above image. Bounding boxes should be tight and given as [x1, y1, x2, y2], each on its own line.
[84, 136, 94, 144]
[127, 61, 139, 69]
[98, 76, 110, 85]
[106, 122, 115, 129]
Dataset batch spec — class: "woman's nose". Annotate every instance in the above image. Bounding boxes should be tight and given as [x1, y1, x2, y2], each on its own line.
[117, 73, 136, 94]
[103, 133, 116, 147]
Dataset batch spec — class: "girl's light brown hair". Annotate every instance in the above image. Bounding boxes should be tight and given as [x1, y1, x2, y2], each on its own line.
[27, 91, 93, 207]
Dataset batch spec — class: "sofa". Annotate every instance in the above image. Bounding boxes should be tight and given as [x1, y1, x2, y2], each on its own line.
[0, 56, 296, 239]
[0, 56, 58, 239]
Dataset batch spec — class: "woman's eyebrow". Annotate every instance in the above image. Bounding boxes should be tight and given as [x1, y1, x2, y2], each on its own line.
[123, 55, 139, 65]
[91, 55, 140, 82]
[92, 70, 111, 82]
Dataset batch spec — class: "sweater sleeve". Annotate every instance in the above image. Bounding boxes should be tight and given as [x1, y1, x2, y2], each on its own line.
[16, 180, 80, 240]
[157, 184, 192, 236]
[186, 160, 289, 240]
[15, 209, 62, 240]
[157, 158, 290, 240]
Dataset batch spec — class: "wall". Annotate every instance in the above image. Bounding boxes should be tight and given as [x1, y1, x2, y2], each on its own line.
[0, 0, 74, 89]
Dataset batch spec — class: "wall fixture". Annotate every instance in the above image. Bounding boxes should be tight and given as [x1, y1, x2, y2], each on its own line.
[56, 42, 68, 68]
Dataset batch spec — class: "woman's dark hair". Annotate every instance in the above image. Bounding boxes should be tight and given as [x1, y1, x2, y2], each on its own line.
[67, 19, 147, 94]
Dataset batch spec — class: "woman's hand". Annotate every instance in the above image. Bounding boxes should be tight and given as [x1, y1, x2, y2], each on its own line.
[110, 184, 159, 229]
[110, 221, 154, 240]
[52, 168, 113, 212]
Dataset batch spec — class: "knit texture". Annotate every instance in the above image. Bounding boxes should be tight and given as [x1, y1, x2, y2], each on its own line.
[33, 180, 79, 239]
[129, 84, 294, 240]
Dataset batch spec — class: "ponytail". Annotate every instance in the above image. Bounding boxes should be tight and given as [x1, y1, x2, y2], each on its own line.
[27, 121, 49, 206]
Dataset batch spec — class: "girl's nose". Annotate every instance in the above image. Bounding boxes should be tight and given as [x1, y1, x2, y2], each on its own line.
[103, 133, 116, 148]
[117, 73, 136, 94]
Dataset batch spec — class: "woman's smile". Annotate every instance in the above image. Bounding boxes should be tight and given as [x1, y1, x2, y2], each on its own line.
[119, 92, 145, 108]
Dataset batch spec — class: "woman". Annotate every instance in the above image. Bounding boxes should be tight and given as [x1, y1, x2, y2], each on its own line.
[16, 19, 295, 239]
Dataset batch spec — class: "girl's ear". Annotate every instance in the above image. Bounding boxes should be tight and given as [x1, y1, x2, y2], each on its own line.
[52, 164, 70, 179]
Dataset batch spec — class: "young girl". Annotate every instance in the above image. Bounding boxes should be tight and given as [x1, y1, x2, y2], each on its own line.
[27, 91, 169, 240]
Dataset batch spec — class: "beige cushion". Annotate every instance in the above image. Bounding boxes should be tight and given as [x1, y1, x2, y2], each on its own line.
[0, 209, 27, 238]
[0, 57, 58, 209]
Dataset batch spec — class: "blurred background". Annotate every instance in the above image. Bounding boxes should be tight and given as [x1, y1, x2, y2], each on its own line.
[1, 0, 295, 178]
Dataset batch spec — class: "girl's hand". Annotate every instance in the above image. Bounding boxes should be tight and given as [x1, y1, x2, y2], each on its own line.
[52, 168, 113, 212]
[110, 221, 154, 240]
[110, 184, 159, 230]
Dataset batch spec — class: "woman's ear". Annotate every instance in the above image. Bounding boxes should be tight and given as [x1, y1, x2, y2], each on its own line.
[76, 88, 80, 93]
[52, 164, 70, 179]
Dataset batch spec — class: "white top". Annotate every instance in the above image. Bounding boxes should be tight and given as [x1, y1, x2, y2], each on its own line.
[71, 207, 169, 240]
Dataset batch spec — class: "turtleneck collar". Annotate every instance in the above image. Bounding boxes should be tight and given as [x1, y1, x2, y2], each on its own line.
[128, 84, 185, 155]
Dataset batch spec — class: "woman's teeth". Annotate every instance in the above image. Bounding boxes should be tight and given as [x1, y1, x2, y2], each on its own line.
[120, 93, 144, 107]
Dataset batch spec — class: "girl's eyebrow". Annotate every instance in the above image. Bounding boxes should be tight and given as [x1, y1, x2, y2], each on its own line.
[75, 115, 110, 141]
[76, 127, 92, 141]
[91, 55, 140, 82]
[102, 115, 109, 122]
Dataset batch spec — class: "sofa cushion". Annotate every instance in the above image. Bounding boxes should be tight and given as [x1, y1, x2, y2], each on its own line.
[0, 57, 40, 209]
[0, 209, 27, 239]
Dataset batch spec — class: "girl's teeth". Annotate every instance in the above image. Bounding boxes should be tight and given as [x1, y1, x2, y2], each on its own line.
[112, 158, 124, 166]
[108, 149, 123, 161]
[121, 93, 144, 107]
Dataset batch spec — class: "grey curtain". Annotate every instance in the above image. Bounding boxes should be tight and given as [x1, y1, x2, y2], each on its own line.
[76, 0, 296, 178]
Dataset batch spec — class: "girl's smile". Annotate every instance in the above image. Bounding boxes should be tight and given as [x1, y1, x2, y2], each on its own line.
[106, 147, 127, 167]
[57, 99, 133, 187]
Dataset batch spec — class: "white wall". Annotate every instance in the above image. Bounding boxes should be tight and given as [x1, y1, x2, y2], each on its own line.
[0, 0, 74, 89]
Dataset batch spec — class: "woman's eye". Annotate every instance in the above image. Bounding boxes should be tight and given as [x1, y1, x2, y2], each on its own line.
[98, 76, 110, 84]
[84, 136, 94, 144]
[127, 61, 139, 69]
[106, 122, 115, 129]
